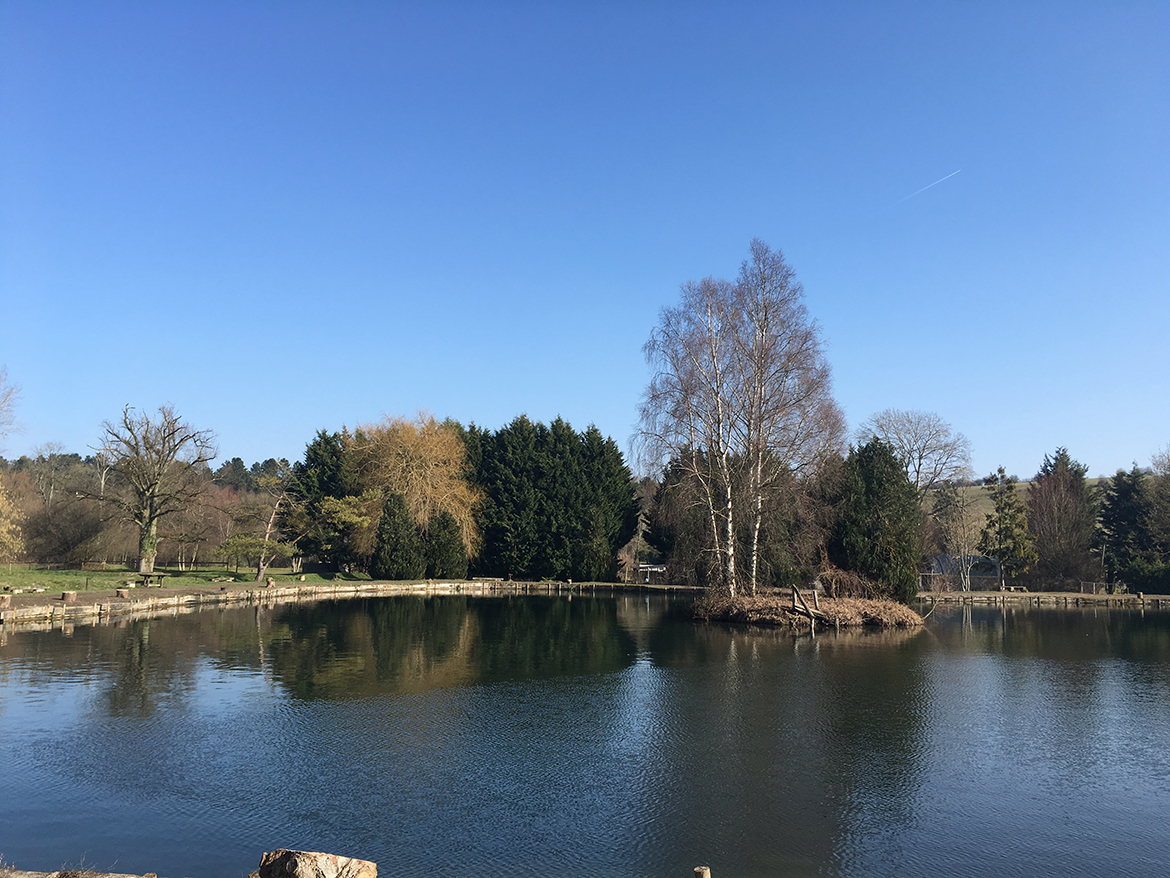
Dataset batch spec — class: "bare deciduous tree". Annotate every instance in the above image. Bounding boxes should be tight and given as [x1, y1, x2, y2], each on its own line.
[219, 461, 307, 581]
[0, 365, 18, 446]
[95, 405, 217, 573]
[1152, 445, 1170, 479]
[857, 408, 972, 499]
[29, 442, 70, 508]
[1027, 448, 1097, 583]
[734, 241, 846, 593]
[932, 481, 982, 591]
[641, 275, 740, 593]
[639, 240, 844, 597]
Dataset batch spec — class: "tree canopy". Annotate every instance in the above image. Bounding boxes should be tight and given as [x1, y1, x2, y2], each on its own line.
[1027, 447, 1098, 583]
[639, 239, 844, 597]
[830, 439, 922, 603]
[467, 416, 637, 582]
[857, 408, 972, 499]
[95, 405, 217, 574]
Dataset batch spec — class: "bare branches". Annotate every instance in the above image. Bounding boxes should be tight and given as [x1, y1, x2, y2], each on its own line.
[95, 404, 217, 573]
[932, 482, 982, 591]
[638, 240, 843, 597]
[0, 365, 19, 447]
[1152, 444, 1170, 479]
[857, 408, 972, 499]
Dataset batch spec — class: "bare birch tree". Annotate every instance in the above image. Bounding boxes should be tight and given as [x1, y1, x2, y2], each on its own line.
[640, 276, 740, 594]
[639, 240, 843, 597]
[733, 240, 845, 594]
[857, 408, 972, 499]
[95, 405, 217, 573]
[932, 481, 982, 591]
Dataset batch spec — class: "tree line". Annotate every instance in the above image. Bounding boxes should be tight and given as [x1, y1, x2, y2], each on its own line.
[2, 241, 1168, 597]
[0, 405, 638, 584]
[634, 240, 1170, 598]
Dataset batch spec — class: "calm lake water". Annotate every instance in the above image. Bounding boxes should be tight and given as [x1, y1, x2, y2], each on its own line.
[2, 594, 1170, 878]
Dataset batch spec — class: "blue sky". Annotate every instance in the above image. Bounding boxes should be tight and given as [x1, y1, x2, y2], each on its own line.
[2, 1, 1167, 479]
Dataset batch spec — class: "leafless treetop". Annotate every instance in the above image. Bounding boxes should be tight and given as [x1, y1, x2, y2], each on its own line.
[97, 404, 217, 526]
[0, 365, 19, 446]
[856, 408, 972, 498]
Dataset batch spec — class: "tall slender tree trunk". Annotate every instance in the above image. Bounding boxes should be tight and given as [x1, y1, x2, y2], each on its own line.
[749, 489, 763, 596]
[254, 494, 284, 582]
[719, 450, 736, 598]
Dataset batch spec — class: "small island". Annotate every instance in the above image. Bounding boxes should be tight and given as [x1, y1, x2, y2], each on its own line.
[695, 583, 924, 631]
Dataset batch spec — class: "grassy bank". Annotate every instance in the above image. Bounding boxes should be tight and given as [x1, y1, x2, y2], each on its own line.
[0, 564, 370, 595]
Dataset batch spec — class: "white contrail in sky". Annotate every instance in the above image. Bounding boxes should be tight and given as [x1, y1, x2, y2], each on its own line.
[893, 169, 962, 206]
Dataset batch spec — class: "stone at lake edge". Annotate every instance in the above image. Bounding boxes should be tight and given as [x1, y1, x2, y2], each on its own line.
[251, 850, 376, 878]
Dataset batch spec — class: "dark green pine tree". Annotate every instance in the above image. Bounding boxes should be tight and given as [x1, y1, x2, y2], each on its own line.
[1028, 447, 1098, 582]
[574, 425, 638, 581]
[473, 416, 541, 579]
[425, 509, 468, 580]
[370, 493, 425, 581]
[533, 417, 582, 580]
[832, 438, 922, 603]
[1097, 464, 1169, 590]
[978, 467, 1038, 581]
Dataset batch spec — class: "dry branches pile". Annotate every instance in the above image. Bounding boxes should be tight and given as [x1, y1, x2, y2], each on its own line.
[695, 591, 924, 630]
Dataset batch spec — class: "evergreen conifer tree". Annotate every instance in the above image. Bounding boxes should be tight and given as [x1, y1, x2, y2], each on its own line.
[1098, 465, 1170, 590]
[370, 492, 425, 581]
[832, 439, 921, 603]
[425, 509, 468, 579]
[978, 467, 1038, 582]
[1027, 447, 1097, 582]
[467, 416, 636, 582]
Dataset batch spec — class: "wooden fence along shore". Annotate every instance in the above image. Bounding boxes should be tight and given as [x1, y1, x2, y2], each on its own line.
[921, 590, 1170, 608]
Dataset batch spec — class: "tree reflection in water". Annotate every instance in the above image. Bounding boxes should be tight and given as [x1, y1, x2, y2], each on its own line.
[3, 598, 1170, 878]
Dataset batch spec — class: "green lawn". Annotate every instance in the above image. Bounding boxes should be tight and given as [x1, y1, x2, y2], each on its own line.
[0, 565, 370, 594]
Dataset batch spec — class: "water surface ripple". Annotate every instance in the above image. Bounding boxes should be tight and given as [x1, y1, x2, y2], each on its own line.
[2, 596, 1170, 878]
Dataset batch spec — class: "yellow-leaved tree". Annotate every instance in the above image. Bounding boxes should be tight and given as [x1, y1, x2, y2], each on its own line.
[0, 481, 24, 563]
[350, 413, 479, 554]
[0, 365, 24, 562]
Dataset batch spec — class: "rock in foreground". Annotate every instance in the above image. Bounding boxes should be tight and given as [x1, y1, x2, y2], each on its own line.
[251, 850, 376, 878]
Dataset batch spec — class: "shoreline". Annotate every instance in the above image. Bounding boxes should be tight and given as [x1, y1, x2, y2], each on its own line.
[0, 579, 700, 636]
[919, 589, 1170, 609]
[3, 579, 1166, 638]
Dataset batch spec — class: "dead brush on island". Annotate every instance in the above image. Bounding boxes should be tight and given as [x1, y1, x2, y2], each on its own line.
[694, 591, 924, 629]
